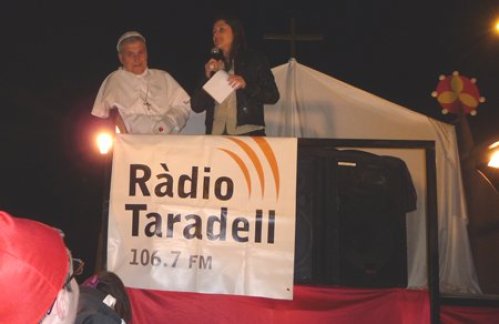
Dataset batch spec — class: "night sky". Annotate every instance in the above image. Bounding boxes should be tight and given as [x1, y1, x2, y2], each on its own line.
[1, 0, 498, 277]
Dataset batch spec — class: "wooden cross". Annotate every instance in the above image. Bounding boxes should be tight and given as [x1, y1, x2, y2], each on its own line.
[264, 17, 323, 58]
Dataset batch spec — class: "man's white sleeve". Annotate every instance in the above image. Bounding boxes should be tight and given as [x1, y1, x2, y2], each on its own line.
[162, 74, 192, 133]
[91, 75, 113, 119]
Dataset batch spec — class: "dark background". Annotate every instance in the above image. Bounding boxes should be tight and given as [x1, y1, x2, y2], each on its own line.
[1, 0, 498, 278]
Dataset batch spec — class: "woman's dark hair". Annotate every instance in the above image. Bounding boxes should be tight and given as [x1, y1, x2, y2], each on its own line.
[85, 271, 132, 322]
[213, 15, 247, 69]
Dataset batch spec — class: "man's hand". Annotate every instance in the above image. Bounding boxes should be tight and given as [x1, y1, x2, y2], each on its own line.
[154, 118, 177, 135]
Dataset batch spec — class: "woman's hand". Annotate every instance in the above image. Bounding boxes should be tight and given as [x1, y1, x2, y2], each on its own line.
[204, 59, 225, 78]
[227, 74, 246, 90]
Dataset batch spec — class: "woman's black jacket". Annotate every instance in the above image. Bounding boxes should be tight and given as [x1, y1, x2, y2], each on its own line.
[190, 48, 279, 134]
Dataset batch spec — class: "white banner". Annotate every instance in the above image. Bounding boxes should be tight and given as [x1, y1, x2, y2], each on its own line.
[107, 135, 297, 300]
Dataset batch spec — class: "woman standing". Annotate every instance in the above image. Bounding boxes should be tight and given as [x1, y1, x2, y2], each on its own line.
[191, 16, 279, 135]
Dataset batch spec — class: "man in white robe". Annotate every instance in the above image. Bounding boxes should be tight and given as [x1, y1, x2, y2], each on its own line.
[92, 31, 191, 134]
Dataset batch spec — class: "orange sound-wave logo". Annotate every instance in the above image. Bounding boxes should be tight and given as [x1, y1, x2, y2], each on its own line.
[218, 137, 280, 200]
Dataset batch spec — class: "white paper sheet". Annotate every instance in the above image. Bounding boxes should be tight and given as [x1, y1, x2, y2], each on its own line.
[202, 70, 234, 104]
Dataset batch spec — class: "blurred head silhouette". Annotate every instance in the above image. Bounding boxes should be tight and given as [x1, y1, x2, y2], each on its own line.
[0, 210, 80, 323]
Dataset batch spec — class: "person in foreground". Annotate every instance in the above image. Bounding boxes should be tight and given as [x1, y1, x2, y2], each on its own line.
[92, 31, 191, 134]
[191, 16, 279, 135]
[75, 270, 132, 324]
[0, 210, 80, 323]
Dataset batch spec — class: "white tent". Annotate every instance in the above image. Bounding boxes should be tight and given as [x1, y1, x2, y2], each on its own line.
[182, 59, 481, 294]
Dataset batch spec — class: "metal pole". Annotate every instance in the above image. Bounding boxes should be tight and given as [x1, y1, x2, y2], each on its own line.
[95, 147, 113, 272]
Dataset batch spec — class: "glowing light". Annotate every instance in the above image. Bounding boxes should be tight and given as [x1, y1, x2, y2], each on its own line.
[486, 141, 499, 168]
[488, 150, 499, 169]
[495, 18, 499, 34]
[489, 141, 499, 150]
[96, 132, 114, 154]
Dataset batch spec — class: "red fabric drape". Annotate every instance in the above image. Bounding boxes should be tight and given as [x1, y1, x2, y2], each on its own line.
[441, 305, 499, 324]
[127, 286, 430, 324]
[128, 286, 499, 323]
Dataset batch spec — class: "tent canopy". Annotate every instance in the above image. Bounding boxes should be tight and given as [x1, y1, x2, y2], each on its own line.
[183, 59, 481, 294]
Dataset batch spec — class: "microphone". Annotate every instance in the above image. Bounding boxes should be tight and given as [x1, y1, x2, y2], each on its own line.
[209, 47, 224, 77]
[210, 47, 224, 61]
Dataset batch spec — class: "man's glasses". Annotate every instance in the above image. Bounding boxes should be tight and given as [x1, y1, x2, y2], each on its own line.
[67, 258, 85, 287]
[43, 257, 85, 319]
